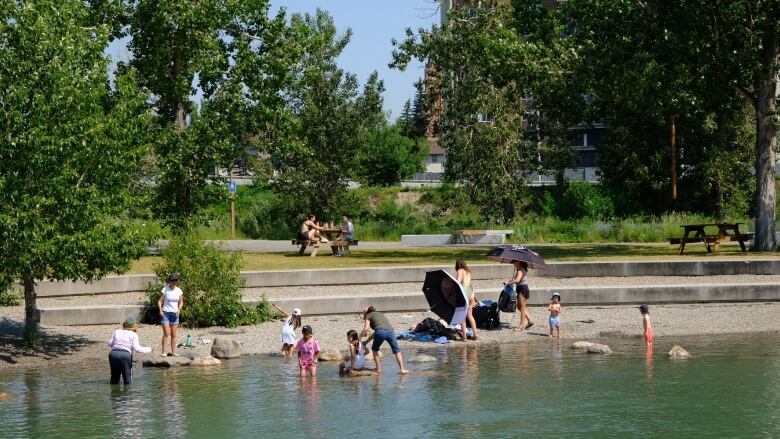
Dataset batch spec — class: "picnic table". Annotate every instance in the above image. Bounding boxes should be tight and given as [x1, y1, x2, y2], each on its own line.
[292, 227, 359, 257]
[670, 223, 753, 254]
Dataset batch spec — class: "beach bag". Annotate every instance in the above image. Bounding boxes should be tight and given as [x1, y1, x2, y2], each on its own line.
[498, 285, 518, 313]
[473, 301, 500, 330]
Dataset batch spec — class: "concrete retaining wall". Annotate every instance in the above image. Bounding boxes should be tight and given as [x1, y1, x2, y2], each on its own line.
[29, 259, 780, 297]
[39, 282, 780, 324]
[401, 234, 452, 246]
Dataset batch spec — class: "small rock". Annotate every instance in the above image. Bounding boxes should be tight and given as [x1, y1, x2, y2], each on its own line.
[179, 350, 202, 360]
[571, 341, 595, 350]
[191, 356, 222, 367]
[142, 356, 192, 368]
[668, 345, 691, 359]
[211, 337, 242, 359]
[0, 393, 15, 399]
[318, 350, 343, 362]
[586, 343, 612, 354]
[407, 354, 438, 363]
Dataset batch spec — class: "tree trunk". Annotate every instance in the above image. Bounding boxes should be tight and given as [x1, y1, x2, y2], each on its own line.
[176, 101, 186, 131]
[502, 197, 515, 223]
[670, 115, 677, 200]
[22, 275, 40, 344]
[752, 34, 779, 252]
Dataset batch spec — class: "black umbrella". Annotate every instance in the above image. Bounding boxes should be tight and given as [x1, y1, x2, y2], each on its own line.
[486, 245, 547, 269]
[422, 269, 468, 325]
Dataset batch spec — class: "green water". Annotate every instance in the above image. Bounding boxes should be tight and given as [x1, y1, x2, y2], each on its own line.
[2, 334, 780, 438]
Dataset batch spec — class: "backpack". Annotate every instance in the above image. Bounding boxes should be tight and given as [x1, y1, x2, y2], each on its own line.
[498, 285, 518, 313]
[473, 300, 501, 330]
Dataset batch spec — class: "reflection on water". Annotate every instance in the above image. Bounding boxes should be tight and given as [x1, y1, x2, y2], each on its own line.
[2, 334, 780, 437]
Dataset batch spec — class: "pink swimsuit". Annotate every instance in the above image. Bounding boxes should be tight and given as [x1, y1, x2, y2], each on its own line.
[296, 338, 320, 370]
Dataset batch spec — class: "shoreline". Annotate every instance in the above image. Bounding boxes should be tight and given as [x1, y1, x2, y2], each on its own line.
[2, 301, 780, 371]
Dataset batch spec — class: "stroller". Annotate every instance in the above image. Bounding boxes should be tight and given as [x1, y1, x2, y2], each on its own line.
[472, 300, 501, 330]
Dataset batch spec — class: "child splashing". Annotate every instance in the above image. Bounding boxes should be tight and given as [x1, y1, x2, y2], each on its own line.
[272, 303, 302, 357]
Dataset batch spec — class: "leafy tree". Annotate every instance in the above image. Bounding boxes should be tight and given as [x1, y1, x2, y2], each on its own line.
[125, 0, 301, 232]
[393, 3, 565, 221]
[0, 0, 151, 341]
[356, 124, 427, 186]
[268, 10, 381, 218]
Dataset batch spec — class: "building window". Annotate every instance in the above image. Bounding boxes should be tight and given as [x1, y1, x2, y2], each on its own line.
[432, 155, 439, 163]
[477, 112, 493, 123]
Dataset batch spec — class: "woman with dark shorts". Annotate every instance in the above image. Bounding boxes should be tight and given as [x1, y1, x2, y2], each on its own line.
[359, 306, 409, 374]
[504, 261, 535, 330]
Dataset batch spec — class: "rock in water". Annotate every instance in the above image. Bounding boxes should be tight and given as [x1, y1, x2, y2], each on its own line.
[142, 356, 192, 368]
[407, 354, 438, 363]
[364, 351, 383, 362]
[191, 356, 222, 367]
[586, 343, 612, 354]
[571, 341, 595, 350]
[211, 337, 242, 359]
[318, 350, 343, 362]
[668, 345, 691, 359]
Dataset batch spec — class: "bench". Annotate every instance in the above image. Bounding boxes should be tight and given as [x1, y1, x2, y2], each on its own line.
[291, 239, 359, 257]
[452, 229, 514, 244]
[670, 223, 753, 254]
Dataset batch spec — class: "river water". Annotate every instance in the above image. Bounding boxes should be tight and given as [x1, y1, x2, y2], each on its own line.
[2, 334, 780, 438]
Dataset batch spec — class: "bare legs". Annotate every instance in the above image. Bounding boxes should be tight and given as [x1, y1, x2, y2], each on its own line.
[372, 350, 410, 374]
[161, 323, 176, 356]
[461, 304, 478, 340]
[517, 296, 534, 329]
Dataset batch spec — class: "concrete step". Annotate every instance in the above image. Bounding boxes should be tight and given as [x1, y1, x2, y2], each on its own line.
[39, 282, 780, 326]
[28, 259, 780, 297]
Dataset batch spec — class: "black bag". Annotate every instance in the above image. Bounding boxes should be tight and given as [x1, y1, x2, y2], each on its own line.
[498, 285, 518, 313]
[473, 301, 501, 330]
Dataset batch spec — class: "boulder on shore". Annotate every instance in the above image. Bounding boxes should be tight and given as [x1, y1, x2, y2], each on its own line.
[142, 356, 192, 368]
[668, 345, 691, 359]
[407, 354, 438, 363]
[211, 337, 242, 359]
[191, 356, 222, 367]
[586, 343, 612, 354]
[346, 369, 377, 377]
[318, 350, 343, 362]
[571, 341, 595, 350]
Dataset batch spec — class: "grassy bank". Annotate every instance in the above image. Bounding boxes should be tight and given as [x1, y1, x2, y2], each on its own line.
[127, 244, 780, 273]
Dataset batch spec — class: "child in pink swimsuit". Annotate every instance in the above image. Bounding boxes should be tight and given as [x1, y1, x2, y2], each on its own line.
[296, 325, 320, 376]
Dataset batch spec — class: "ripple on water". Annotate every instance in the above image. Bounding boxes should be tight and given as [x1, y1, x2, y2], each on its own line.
[2, 334, 780, 437]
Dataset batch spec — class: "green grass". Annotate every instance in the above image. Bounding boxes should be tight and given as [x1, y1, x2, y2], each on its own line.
[126, 244, 780, 274]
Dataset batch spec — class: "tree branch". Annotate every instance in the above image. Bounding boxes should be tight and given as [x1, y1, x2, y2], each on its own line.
[734, 84, 757, 107]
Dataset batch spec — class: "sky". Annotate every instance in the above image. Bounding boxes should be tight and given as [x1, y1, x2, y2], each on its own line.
[270, 0, 440, 118]
[107, 1, 440, 119]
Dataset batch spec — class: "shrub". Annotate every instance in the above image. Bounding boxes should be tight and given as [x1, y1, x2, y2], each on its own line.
[558, 182, 614, 220]
[145, 233, 276, 327]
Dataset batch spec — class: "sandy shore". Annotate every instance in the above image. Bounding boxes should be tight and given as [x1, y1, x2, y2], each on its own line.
[2, 301, 779, 370]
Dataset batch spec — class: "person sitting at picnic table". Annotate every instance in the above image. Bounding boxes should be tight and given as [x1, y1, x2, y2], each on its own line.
[333, 215, 354, 257]
[299, 214, 328, 243]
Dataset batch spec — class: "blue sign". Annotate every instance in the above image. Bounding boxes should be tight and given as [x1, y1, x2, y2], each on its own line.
[228, 180, 237, 193]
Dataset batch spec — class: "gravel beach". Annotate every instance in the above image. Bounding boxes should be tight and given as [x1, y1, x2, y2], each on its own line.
[2, 301, 780, 370]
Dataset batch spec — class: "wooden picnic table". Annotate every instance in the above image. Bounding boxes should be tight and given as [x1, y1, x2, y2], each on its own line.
[292, 227, 359, 257]
[670, 223, 752, 254]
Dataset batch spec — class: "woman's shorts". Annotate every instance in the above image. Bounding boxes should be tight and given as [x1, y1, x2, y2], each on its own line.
[298, 231, 310, 241]
[371, 329, 401, 354]
[517, 284, 530, 300]
[161, 311, 179, 325]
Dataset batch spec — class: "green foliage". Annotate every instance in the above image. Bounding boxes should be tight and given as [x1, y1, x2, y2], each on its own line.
[145, 233, 273, 327]
[0, 291, 22, 307]
[355, 124, 427, 187]
[557, 182, 614, 220]
[0, 0, 151, 339]
[125, 0, 303, 232]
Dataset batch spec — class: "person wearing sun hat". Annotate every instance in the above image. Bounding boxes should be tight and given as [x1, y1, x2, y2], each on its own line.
[107, 316, 153, 385]
[271, 303, 303, 357]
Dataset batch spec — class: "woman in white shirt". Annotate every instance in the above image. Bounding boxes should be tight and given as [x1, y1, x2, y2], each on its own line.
[107, 316, 152, 384]
[158, 273, 184, 357]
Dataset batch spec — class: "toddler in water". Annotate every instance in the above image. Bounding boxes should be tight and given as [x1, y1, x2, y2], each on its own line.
[339, 330, 367, 375]
[272, 303, 302, 357]
[640, 304, 653, 347]
[548, 292, 562, 338]
[296, 325, 320, 376]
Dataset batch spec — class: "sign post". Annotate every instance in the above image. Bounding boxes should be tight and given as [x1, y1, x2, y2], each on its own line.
[229, 173, 237, 239]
